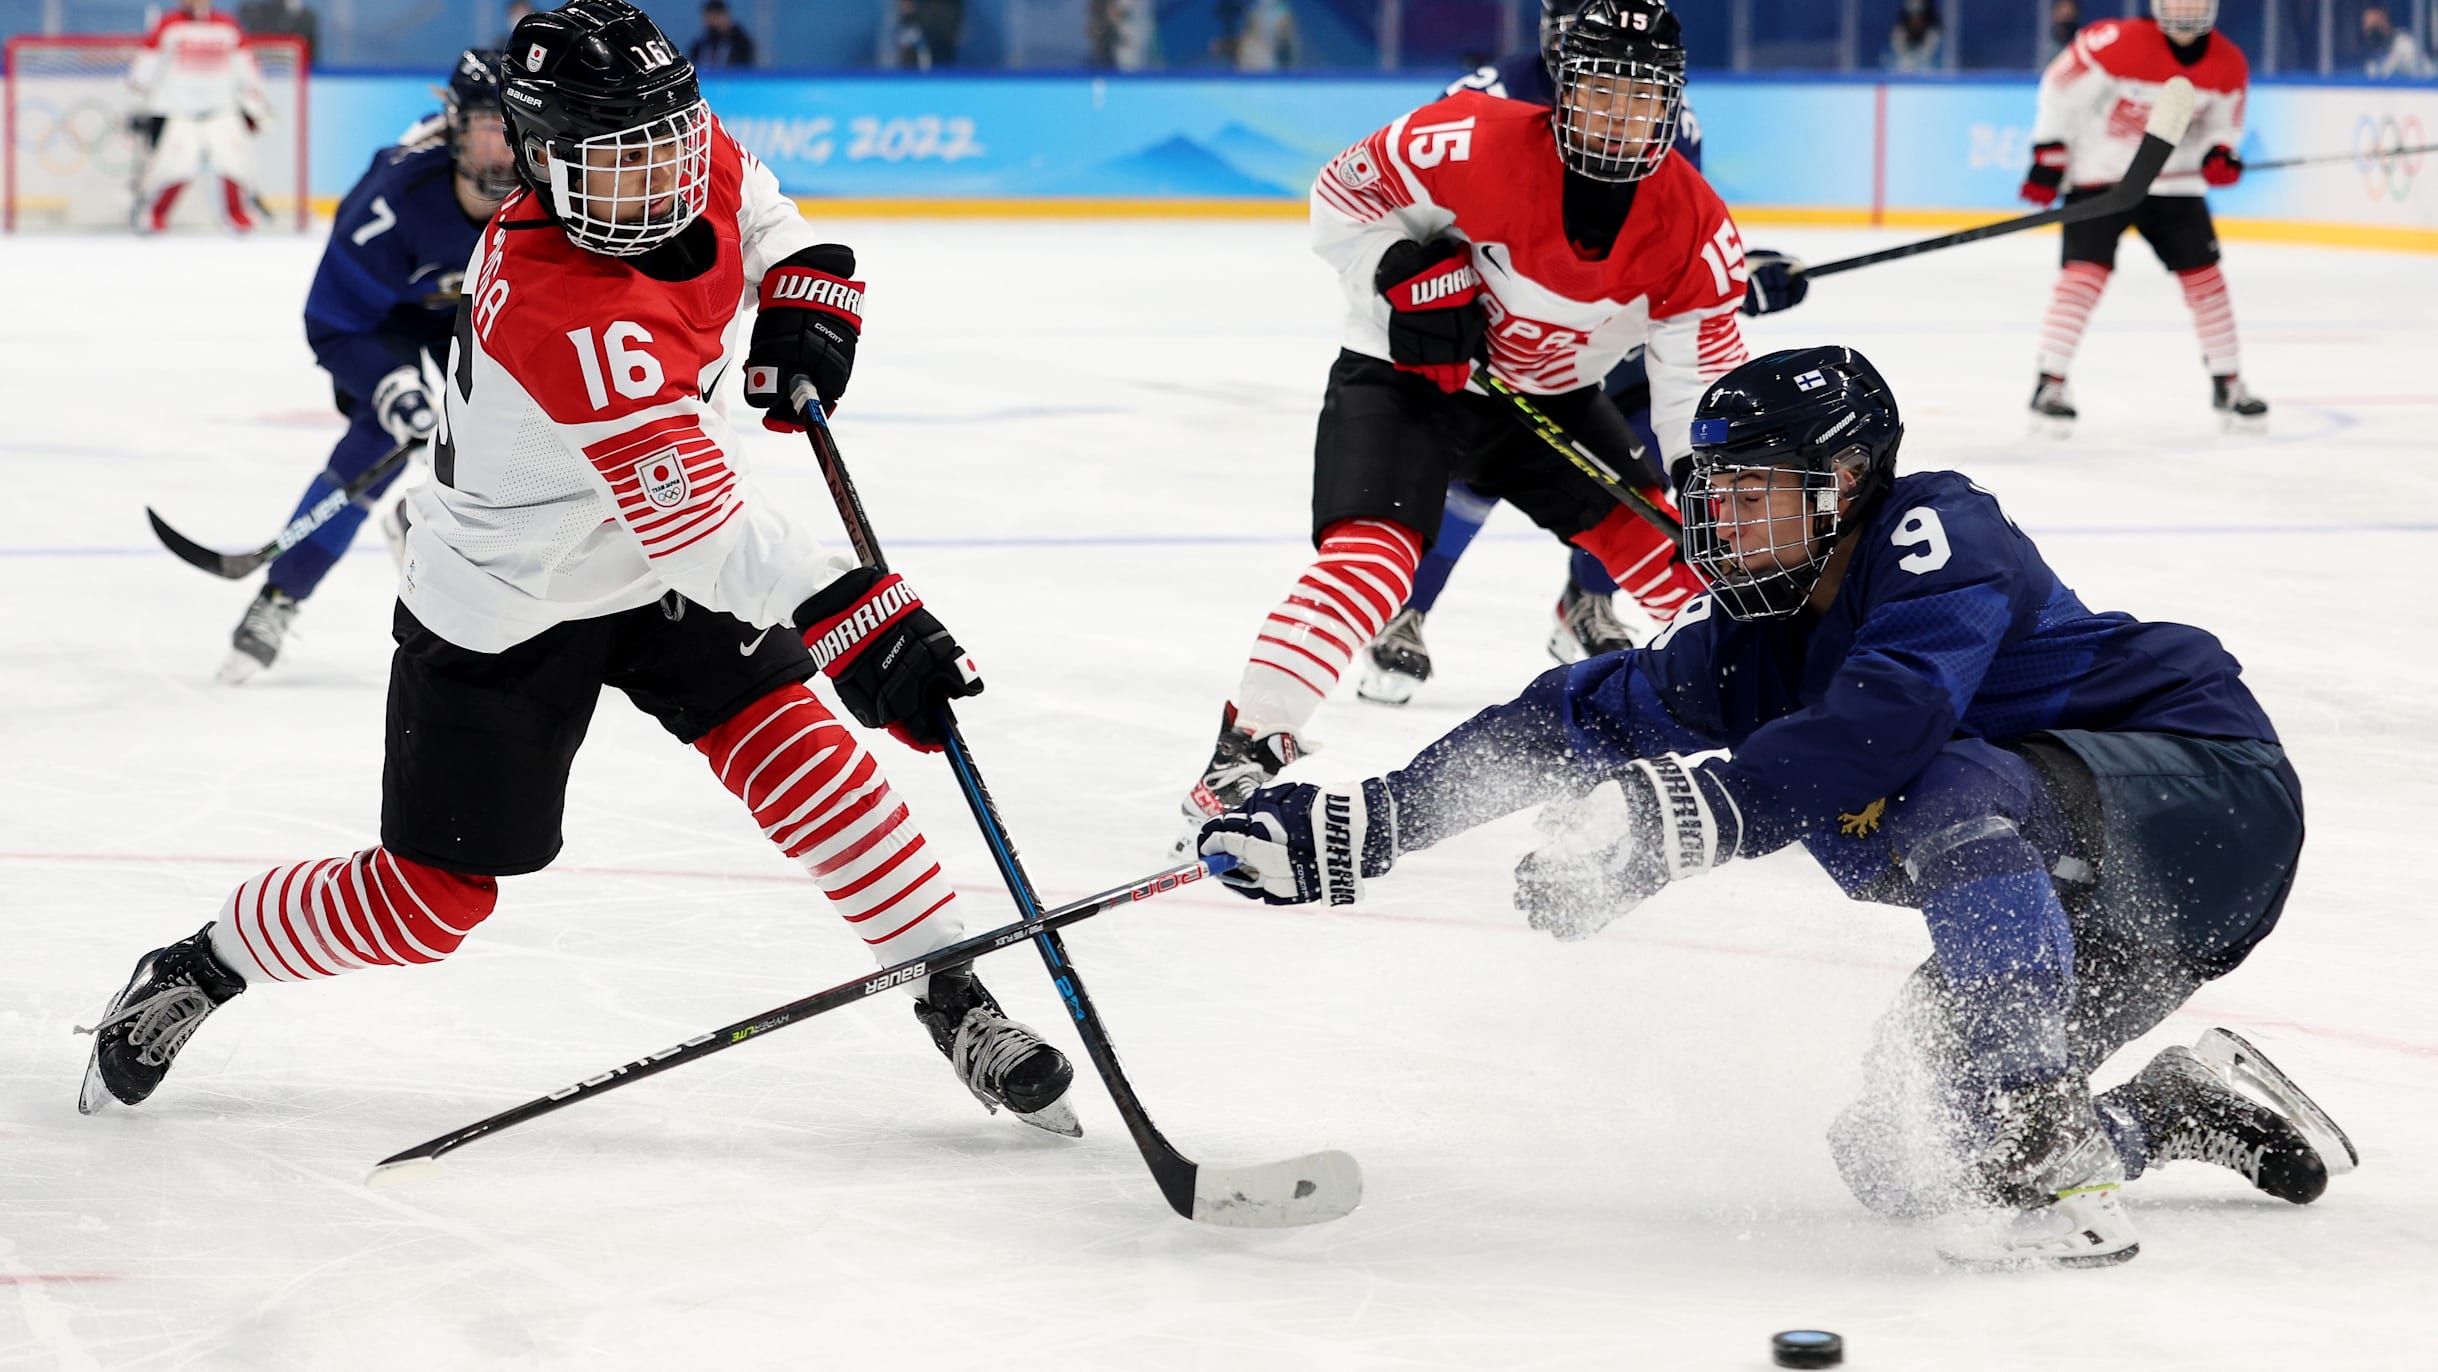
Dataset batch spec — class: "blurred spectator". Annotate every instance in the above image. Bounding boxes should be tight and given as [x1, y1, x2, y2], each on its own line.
[1230, 0, 1299, 71]
[498, 1, 535, 46]
[236, 0, 318, 63]
[1089, 0, 1158, 71]
[2049, 0, 2081, 55]
[1884, 0, 1943, 72]
[2362, 5, 2435, 79]
[689, 0, 757, 69]
[895, 0, 964, 69]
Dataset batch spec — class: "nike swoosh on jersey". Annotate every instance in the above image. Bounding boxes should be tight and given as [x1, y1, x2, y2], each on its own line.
[739, 627, 773, 655]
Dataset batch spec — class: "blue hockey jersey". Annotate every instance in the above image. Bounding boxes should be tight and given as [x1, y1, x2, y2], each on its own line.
[1445, 53, 1705, 170]
[1384, 471, 2278, 855]
[303, 137, 487, 405]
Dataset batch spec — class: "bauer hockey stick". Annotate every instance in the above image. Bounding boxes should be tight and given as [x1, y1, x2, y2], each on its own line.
[1471, 367, 1685, 540]
[146, 438, 424, 579]
[367, 853, 1238, 1184]
[792, 381, 1363, 1228]
[1804, 75, 2195, 281]
[2241, 142, 2438, 174]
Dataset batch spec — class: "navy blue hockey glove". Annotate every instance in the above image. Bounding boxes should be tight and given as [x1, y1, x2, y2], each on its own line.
[795, 566, 981, 753]
[1739, 251, 1810, 317]
[1513, 754, 1742, 940]
[1374, 237, 1487, 395]
[371, 365, 438, 446]
[746, 243, 863, 432]
[1199, 779, 1399, 907]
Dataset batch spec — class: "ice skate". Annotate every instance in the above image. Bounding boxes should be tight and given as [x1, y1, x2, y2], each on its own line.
[2107, 1042, 2331, 1203]
[1547, 576, 1637, 664]
[218, 584, 299, 684]
[1174, 704, 1302, 854]
[2028, 373, 2077, 438]
[2212, 374, 2268, 434]
[1935, 1076, 2138, 1269]
[378, 492, 414, 570]
[914, 967, 1080, 1137]
[76, 924, 247, 1114]
[1356, 608, 1431, 706]
[2190, 1027, 2357, 1175]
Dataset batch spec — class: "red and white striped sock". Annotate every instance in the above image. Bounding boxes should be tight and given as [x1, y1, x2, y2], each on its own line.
[208, 848, 499, 983]
[2175, 265, 2242, 377]
[1573, 500, 1704, 622]
[696, 683, 964, 962]
[220, 179, 258, 232]
[2036, 262, 2113, 378]
[1232, 517, 1422, 734]
[146, 182, 186, 233]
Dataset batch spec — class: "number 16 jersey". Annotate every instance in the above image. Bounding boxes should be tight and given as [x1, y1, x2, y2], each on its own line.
[402, 120, 842, 654]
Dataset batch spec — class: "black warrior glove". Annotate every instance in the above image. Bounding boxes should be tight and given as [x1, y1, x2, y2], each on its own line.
[745, 243, 863, 433]
[1374, 237, 1487, 395]
[794, 568, 982, 752]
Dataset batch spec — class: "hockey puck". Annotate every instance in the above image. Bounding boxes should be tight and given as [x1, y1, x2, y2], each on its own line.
[1771, 1329, 1843, 1368]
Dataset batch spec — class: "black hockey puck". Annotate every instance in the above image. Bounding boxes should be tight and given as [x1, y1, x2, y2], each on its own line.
[1771, 1329, 1844, 1368]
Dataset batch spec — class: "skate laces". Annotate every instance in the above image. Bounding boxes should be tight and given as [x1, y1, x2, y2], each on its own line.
[1374, 609, 1426, 658]
[238, 590, 298, 643]
[948, 1007, 1049, 1112]
[76, 983, 220, 1068]
[1563, 587, 1633, 653]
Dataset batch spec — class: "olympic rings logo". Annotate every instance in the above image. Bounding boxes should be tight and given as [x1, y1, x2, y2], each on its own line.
[12, 96, 140, 180]
[2355, 113, 2426, 202]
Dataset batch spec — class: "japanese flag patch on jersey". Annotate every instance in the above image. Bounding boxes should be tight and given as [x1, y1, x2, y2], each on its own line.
[1332, 145, 1382, 192]
[634, 450, 690, 509]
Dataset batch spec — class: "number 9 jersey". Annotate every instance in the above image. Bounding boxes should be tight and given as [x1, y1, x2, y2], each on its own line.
[401, 119, 840, 654]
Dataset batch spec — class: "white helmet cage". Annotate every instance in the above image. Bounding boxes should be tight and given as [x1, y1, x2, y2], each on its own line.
[2154, 0, 2218, 41]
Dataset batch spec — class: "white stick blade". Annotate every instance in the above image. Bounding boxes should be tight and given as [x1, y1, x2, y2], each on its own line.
[2146, 76, 2196, 145]
[1190, 1149, 1363, 1228]
[364, 1157, 446, 1190]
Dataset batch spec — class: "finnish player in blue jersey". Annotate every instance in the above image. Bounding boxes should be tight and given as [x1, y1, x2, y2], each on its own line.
[1198, 345, 2354, 1267]
[1355, 0, 1814, 707]
[218, 50, 518, 683]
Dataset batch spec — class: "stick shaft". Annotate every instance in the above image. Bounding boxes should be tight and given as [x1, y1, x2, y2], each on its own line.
[2244, 142, 2438, 173]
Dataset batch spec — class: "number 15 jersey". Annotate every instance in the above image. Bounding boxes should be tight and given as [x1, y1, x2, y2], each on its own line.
[401, 120, 842, 654]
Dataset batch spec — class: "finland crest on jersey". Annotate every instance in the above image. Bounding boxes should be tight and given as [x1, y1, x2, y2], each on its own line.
[635, 449, 690, 508]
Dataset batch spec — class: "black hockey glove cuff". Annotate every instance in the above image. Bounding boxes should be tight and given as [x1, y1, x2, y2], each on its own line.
[794, 567, 982, 753]
[1374, 237, 1487, 395]
[746, 243, 863, 433]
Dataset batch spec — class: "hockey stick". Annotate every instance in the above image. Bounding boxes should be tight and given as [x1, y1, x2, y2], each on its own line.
[1804, 75, 2196, 280]
[793, 382, 1363, 1228]
[2241, 142, 2438, 174]
[146, 438, 423, 580]
[1471, 366, 1685, 540]
[366, 852, 1237, 1184]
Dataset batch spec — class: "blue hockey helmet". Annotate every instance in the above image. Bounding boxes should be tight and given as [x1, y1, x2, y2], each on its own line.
[1680, 346, 1904, 621]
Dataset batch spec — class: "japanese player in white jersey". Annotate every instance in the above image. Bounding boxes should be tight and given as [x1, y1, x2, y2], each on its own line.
[2024, 0, 2267, 433]
[78, 0, 1081, 1139]
[1175, 0, 1750, 846]
[125, 0, 275, 232]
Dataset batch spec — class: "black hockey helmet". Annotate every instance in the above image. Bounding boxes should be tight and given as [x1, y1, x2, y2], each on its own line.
[443, 49, 518, 203]
[1537, 0, 1593, 72]
[1550, 0, 1686, 184]
[501, 0, 711, 257]
[1680, 346, 1904, 621]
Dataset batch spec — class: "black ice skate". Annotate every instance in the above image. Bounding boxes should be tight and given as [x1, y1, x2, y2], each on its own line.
[76, 924, 246, 1114]
[1935, 1075, 2137, 1269]
[1546, 576, 1637, 665]
[914, 967, 1079, 1137]
[1174, 704, 1302, 854]
[2105, 1042, 2331, 1204]
[2212, 374, 2269, 434]
[2029, 373, 2077, 437]
[1356, 608, 1432, 706]
[219, 584, 300, 685]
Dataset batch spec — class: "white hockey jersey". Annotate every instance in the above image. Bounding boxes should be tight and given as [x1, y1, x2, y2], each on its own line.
[125, 9, 268, 123]
[1312, 89, 1749, 465]
[400, 121, 843, 654]
[2033, 18, 2249, 197]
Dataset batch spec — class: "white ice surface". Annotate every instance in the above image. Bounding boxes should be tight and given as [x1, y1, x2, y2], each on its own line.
[1, 220, 2433, 1370]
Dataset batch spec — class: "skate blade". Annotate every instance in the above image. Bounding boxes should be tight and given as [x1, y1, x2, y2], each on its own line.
[2029, 414, 2076, 439]
[2193, 1028, 2357, 1173]
[1014, 1098, 1083, 1139]
[1545, 628, 1588, 666]
[216, 649, 266, 686]
[75, 1058, 112, 1116]
[1932, 1189, 2138, 1270]
[364, 1157, 447, 1189]
[2218, 412, 2269, 436]
[1189, 1148, 1363, 1228]
[1355, 668, 1421, 706]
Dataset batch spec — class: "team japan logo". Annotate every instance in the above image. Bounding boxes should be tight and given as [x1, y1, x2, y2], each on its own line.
[525, 43, 546, 72]
[1332, 145, 1382, 192]
[634, 449, 690, 509]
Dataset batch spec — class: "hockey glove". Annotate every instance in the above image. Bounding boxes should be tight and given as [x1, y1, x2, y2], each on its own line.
[794, 567, 982, 752]
[2201, 145, 2243, 187]
[371, 365, 438, 446]
[1512, 754, 1742, 941]
[1375, 237, 1487, 395]
[1739, 251, 1810, 317]
[1198, 779, 1398, 907]
[745, 243, 864, 432]
[2020, 141, 2069, 207]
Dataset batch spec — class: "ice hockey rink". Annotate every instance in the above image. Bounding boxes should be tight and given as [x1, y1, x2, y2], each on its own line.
[1, 219, 2432, 1370]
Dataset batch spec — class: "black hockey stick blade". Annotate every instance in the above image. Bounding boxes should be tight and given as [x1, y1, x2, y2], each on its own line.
[1474, 367, 1684, 540]
[365, 853, 1238, 1186]
[145, 438, 423, 581]
[2244, 141, 2438, 174]
[1807, 75, 2195, 281]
